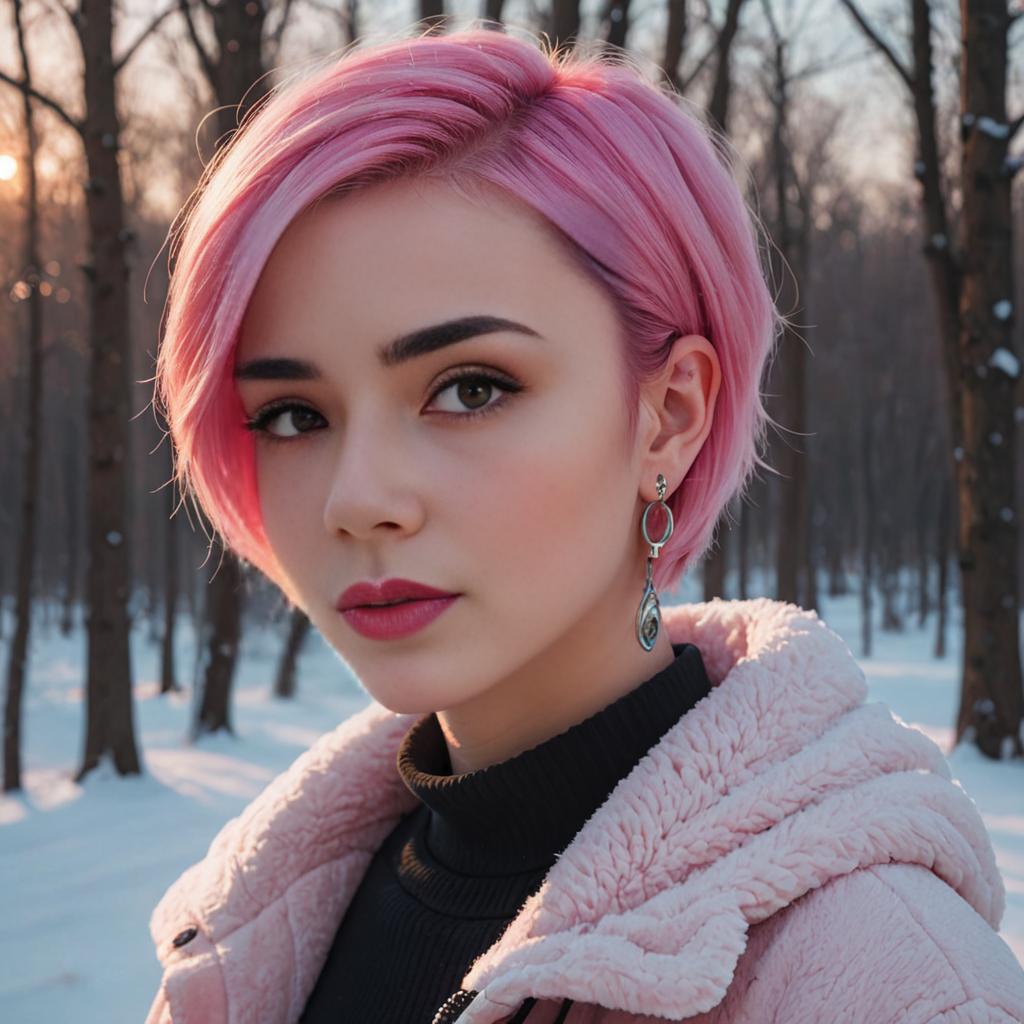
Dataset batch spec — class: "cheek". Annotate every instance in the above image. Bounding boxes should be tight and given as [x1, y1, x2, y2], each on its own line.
[459, 391, 635, 594]
[255, 450, 327, 571]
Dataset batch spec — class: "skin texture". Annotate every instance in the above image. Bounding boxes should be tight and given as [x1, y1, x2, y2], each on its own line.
[235, 176, 721, 774]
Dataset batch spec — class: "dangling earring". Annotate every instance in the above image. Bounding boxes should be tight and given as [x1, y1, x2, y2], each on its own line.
[636, 473, 674, 652]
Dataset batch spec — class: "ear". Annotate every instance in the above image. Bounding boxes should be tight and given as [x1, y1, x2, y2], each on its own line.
[636, 334, 721, 502]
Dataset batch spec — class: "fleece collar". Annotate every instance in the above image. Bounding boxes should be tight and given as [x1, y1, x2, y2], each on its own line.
[149, 598, 1005, 1023]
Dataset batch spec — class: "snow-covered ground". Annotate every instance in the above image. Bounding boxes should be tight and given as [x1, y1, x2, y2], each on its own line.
[1, 576, 1021, 1023]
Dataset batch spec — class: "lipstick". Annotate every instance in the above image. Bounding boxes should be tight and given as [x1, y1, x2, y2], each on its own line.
[336, 579, 460, 641]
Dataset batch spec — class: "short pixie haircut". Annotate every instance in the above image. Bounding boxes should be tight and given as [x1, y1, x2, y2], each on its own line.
[153, 24, 782, 606]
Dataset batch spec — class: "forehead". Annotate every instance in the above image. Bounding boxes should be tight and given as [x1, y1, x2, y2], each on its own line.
[234, 174, 627, 381]
[241, 176, 579, 330]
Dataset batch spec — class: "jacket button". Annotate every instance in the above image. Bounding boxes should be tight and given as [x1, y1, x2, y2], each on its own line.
[172, 926, 198, 948]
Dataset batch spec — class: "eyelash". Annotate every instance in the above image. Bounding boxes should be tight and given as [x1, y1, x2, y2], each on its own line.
[241, 368, 524, 445]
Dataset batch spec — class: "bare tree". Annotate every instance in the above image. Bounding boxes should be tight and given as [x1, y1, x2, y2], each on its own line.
[418, 0, 448, 34]
[599, 0, 632, 51]
[3, 0, 46, 792]
[174, 0, 301, 735]
[159, 467, 183, 695]
[755, 0, 813, 608]
[0, 0, 180, 780]
[954, 0, 1022, 756]
[706, 0, 753, 602]
[838, 0, 1023, 758]
[273, 607, 313, 699]
[549, 0, 582, 52]
[304, 0, 361, 44]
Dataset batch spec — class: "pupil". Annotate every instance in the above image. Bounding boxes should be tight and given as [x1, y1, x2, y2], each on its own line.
[458, 380, 490, 409]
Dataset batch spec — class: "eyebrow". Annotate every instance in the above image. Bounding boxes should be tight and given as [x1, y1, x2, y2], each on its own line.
[233, 315, 543, 381]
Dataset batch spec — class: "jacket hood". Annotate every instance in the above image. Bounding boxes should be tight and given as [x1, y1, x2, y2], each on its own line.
[148, 598, 1005, 1023]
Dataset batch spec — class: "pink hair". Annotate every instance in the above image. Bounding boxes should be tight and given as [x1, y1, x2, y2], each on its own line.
[152, 25, 782, 605]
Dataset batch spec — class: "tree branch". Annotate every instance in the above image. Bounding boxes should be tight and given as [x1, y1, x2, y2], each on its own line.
[678, 40, 717, 94]
[177, 0, 218, 87]
[113, 3, 179, 75]
[269, 0, 295, 57]
[791, 44, 878, 84]
[835, 0, 914, 92]
[675, 0, 720, 95]
[0, 69, 83, 135]
[38, 0, 79, 32]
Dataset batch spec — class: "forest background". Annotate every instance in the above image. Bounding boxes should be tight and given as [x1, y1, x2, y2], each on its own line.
[0, 0, 1022, 1017]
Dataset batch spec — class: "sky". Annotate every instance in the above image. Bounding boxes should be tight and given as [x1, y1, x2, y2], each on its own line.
[4, 0, 1012, 225]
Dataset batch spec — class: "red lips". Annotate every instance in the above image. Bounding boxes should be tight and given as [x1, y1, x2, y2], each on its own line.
[336, 578, 458, 611]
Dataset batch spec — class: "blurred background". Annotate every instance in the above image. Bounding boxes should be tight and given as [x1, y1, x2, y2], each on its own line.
[0, 0, 1022, 1019]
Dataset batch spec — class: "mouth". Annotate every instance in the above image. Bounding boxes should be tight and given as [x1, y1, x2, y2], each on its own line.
[339, 593, 461, 640]
[336, 578, 459, 613]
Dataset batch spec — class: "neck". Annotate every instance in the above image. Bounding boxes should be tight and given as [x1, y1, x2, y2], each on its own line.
[436, 561, 675, 774]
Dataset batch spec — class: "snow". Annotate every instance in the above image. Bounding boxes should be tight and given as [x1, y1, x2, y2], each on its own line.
[977, 116, 1010, 140]
[990, 346, 1020, 379]
[1, 576, 1022, 1022]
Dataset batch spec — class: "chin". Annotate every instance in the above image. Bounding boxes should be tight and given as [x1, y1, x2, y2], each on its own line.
[361, 675, 481, 717]
[362, 689, 441, 716]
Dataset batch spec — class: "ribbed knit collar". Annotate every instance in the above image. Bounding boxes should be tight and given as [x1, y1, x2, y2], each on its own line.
[396, 642, 712, 877]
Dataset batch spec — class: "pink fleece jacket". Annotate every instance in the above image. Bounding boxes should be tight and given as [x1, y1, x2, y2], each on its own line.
[145, 598, 1024, 1023]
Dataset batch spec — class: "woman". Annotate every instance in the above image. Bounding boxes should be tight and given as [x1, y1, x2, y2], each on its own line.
[144, 24, 1024, 1024]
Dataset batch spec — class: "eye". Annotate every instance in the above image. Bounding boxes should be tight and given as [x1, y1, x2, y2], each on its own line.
[425, 368, 523, 419]
[241, 367, 525, 445]
[243, 402, 326, 444]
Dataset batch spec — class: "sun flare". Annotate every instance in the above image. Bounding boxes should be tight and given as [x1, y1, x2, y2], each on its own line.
[0, 154, 17, 181]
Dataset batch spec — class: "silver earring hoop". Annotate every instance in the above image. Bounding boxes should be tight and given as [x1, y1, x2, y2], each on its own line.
[636, 473, 674, 652]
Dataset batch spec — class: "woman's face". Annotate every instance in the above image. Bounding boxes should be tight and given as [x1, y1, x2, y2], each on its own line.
[235, 176, 715, 769]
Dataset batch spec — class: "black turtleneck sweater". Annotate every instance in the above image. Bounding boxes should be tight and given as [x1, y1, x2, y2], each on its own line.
[299, 641, 713, 1024]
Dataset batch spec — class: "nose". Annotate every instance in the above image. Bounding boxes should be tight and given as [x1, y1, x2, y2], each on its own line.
[321, 413, 425, 541]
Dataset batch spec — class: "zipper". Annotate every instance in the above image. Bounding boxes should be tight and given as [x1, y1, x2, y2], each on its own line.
[432, 990, 575, 1023]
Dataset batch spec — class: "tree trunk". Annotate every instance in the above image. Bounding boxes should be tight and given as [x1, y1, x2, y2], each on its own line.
[193, 544, 243, 736]
[767, 35, 807, 607]
[160, 478, 180, 695]
[662, 0, 688, 94]
[550, 0, 581, 52]
[935, 472, 951, 659]
[804, 496, 818, 613]
[699, 0, 747, 603]
[953, 0, 1022, 758]
[858, 352, 875, 658]
[706, 0, 745, 137]
[600, 0, 632, 51]
[3, 0, 44, 794]
[60, 430, 80, 636]
[76, 0, 141, 780]
[737, 499, 749, 599]
[273, 607, 313, 699]
[178, 0, 283, 733]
